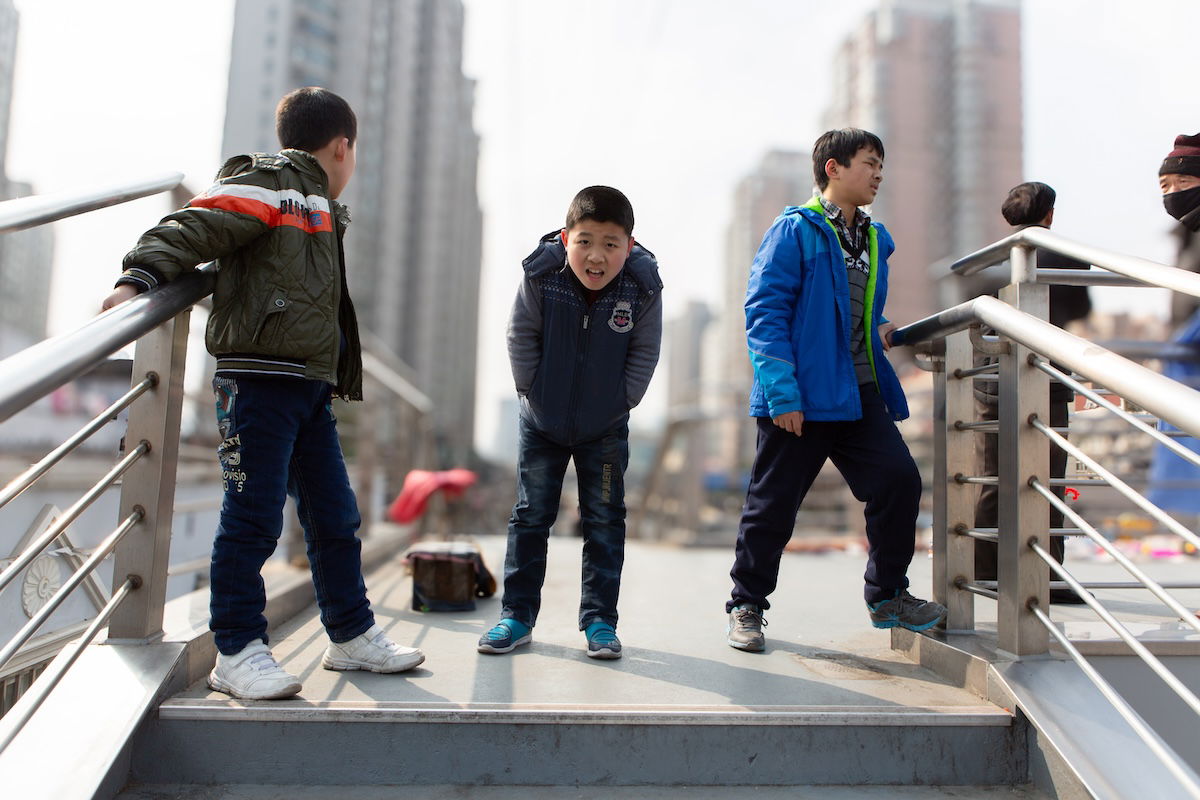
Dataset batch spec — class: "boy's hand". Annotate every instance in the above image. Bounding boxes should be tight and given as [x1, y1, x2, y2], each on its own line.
[878, 321, 897, 351]
[101, 285, 139, 312]
[772, 410, 804, 436]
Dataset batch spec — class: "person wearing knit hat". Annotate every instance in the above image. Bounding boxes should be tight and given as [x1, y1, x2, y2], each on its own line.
[1160, 132, 1200, 232]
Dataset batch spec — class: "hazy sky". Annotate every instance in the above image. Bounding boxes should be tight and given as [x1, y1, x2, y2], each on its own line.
[7, 0, 1199, 455]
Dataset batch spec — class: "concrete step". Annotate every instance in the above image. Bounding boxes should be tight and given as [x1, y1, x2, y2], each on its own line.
[135, 697, 1020, 786]
[126, 537, 1027, 789]
[117, 783, 1052, 799]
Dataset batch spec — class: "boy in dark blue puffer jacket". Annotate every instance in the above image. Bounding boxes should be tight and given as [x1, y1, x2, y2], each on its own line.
[478, 186, 662, 659]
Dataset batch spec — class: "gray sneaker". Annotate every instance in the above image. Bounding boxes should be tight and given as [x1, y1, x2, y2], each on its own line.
[727, 604, 767, 652]
[867, 591, 946, 631]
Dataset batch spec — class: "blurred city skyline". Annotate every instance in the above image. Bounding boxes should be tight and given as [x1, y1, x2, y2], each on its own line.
[4, 0, 1199, 459]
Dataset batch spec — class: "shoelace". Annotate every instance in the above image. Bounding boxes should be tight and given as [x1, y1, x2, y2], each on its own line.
[589, 625, 619, 645]
[484, 624, 511, 641]
[732, 608, 766, 630]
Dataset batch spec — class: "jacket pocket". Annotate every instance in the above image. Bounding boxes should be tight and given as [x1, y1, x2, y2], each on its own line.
[253, 290, 289, 345]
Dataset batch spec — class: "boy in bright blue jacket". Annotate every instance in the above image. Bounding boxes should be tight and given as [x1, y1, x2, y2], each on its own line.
[725, 129, 945, 652]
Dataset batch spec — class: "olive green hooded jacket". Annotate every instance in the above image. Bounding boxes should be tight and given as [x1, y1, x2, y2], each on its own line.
[117, 149, 363, 400]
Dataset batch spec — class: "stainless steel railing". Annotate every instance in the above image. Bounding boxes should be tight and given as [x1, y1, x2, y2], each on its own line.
[895, 226, 1200, 793]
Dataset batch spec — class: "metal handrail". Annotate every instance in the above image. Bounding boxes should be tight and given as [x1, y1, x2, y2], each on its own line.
[0, 509, 143, 671]
[950, 226, 1200, 301]
[0, 375, 156, 510]
[0, 173, 183, 234]
[1031, 480, 1200, 635]
[0, 264, 213, 425]
[0, 576, 139, 753]
[1031, 418, 1200, 552]
[1034, 358, 1200, 470]
[0, 441, 149, 595]
[893, 295, 1200, 438]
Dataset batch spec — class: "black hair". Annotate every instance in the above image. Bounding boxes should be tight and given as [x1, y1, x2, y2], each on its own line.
[565, 186, 635, 236]
[812, 128, 885, 190]
[275, 87, 358, 152]
[1001, 181, 1056, 226]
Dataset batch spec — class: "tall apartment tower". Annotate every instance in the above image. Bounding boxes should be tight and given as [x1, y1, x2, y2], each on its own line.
[0, 0, 52, 356]
[822, 0, 1023, 323]
[222, 0, 483, 465]
[716, 150, 811, 475]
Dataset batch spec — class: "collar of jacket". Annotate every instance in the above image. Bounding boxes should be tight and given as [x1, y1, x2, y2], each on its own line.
[277, 149, 351, 228]
[522, 229, 662, 294]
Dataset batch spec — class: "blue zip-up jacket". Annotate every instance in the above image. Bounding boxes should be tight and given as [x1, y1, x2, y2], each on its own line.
[746, 198, 909, 421]
[508, 230, 663, 446]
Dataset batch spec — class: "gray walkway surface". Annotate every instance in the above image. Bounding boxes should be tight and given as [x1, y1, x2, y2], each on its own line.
[165, 535, 1002, 714]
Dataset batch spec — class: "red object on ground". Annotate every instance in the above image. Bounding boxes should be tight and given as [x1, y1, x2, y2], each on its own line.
[387, 468, 477, 524]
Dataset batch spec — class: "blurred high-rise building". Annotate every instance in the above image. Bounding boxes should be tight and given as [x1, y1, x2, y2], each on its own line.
[0, 0, 52, 356]
[822, 0, 1023, 323]
[221, 0, 482, 465]
[717, 150, 811, 476]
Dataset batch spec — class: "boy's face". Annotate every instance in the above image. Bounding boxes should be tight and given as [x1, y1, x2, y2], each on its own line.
[564, 220, 633, 291]
[1160, 172, 1200, 195]
[828, 146, 883, 208]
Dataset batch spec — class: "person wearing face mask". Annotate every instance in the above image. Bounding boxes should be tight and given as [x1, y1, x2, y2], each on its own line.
[1147, 133, 1200, 527]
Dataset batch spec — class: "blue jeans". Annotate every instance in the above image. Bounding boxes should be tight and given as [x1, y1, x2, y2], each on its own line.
[728, 384, 922, 609]
[502, 416, 629, 629]
[209, 376, 374, 655]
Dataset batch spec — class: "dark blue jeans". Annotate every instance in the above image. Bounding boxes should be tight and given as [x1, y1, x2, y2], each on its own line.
[728, 385, 922, 609]
[209, 375, 374, 655]
[502, 416, 629, 630]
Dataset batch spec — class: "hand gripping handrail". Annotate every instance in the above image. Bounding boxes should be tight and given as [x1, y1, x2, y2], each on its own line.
[0, 264, 214, 425]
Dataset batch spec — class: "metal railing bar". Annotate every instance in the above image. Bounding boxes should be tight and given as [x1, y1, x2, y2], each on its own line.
[0, 441, 148, 594]
[957, 526, 1084, 539]
[954, 474, 998, 485]
[0, 575, 138, 754]
[953, 363, 999, 378]
[894, 296, 1200, 439]
[1076, 582, 1200, 590]
[1031, 542, 1200, 719]
[1035, 268, 1152, 287]
[954, 579, 998, 600]
[953, 421, 1000, 432]
[1030, 480, 1200, 636]
[1048, 478, 1111, 486]
[0, 376, 155, 511]
[958, 529, 999, 543]
[0, 510, 142, 671]
[0, 173, 183, 234]
[1031, 602, 1200, 800]
[951, 227, 1200, 302]
[1034, 357, 1200, 471]
[0, 265, 213, 425]
[1031, 418, 1200, 552]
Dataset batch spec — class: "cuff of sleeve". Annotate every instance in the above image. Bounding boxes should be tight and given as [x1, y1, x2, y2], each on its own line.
[116, 266, 161, 293]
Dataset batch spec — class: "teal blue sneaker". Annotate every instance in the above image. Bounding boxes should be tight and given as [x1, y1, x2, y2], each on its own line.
[867, 591, 946, 631]
[477, 618, 532, 654]
[584, 620, 622, 659]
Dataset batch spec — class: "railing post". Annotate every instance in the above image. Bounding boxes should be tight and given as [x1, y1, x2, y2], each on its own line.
[941, 330, 976, 630]
[106, 311, 190, 642]
[997, 243, 1050, 655]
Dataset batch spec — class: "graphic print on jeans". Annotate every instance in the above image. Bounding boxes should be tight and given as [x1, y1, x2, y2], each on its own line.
[214, 377, 245, 493]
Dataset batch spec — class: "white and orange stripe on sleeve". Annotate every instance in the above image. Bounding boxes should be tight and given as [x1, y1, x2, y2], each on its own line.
[188, 184, 334, 234]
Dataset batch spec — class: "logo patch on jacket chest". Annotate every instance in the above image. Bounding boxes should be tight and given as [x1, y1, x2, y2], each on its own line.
[608, 300, 634, 333]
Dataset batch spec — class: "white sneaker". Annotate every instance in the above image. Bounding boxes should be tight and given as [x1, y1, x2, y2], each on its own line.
[322, 624, 425, 673]
[208, 640, 302, 700]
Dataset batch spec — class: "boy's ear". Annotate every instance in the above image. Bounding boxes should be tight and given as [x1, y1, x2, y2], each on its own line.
[824, 157, 840, 182]
[627, 236, 635, 254]
[560, 228, 568, 245]
[334, 137, 350, 161]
